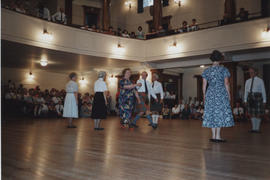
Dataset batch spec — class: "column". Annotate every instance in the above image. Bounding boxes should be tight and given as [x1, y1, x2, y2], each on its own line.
[224, 62, 237, 106]
[103, 0, 110, 31]
[153, 0, 162, 31]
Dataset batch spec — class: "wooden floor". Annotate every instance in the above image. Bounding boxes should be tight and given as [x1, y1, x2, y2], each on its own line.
[2, 117, 270, 180]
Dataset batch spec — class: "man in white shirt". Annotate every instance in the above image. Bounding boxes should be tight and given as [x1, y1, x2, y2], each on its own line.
[172, 104, 180, 119]
[52, 8, 67, 24]
[244, 67, 267, 133]
[151, 73, 164, 126]
[233, 102, 244, 121]
[132, 71, 158, 129]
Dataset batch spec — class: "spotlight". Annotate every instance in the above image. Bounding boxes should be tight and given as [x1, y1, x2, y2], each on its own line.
[41, 29, 53, 41]
[125, 0, 132, 9]
[174, 0, 181, 7]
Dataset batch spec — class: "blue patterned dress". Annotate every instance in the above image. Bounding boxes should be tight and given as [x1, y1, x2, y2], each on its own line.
[202, 66, 234, 128]
[119, 79, 136, 124]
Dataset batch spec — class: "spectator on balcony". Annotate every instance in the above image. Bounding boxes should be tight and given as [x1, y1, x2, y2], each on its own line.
[15, 2, 26, 14]
[157, 25, 166, 36]
[88, 24, 97, 32]
[116, 28, 122, 36]
[122, 29, 130, 38]
[177, 21, 188, 33]
[130, 32, 136, 38]
[52, 8, 67, 24]
[107, 26, 115, 35]
[189, 19, 199, 31]
[37, 2, 51, 21]
[136, 26, 145, 39]
[238, 8, 249, 21]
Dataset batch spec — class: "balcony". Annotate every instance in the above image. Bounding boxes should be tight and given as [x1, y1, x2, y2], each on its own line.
[2, 8, 270, 62]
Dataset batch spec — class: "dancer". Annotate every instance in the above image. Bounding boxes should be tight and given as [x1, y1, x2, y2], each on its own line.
[244, 67, 266, 133]
[202, 50, 234, 142]
[150, 73, 164, 127]
[63, 72, 78, 128]
[91, 71, 108, 131]
[119, 68, 141, 128]
[131, 71, 158, 129]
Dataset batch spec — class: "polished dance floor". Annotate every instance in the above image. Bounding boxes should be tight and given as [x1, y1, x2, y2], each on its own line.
[2, 117, 270, 180]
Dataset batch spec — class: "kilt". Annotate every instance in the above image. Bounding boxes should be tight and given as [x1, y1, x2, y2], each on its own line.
[91, 92, 107, 119]
[247, 92, 264, 116]
[150, 94, 163, 113]
[135, 92, 149, 113]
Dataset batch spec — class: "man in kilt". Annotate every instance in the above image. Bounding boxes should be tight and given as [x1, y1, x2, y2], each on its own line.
[244, 67, 267, 133]
[131, 71, 158, 129]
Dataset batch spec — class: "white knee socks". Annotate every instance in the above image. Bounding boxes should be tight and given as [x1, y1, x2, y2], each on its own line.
[94, 119, 100, 128]
[251, 117, 261, 131]
[152, 115, 159, 124]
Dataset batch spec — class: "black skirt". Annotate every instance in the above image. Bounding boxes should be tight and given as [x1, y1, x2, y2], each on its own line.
[150, 94, 163, 113]
[91, 92, 107, 119]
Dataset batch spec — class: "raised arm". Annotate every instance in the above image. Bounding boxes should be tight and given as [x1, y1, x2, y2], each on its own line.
[224, 77, 231, 101]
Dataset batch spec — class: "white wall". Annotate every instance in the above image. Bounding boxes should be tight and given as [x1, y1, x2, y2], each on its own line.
[110, 0, 261, 33]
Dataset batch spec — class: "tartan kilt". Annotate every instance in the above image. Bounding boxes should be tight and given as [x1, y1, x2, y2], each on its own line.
[247, 93, 264, 116]
[135, 93, 149, 113]
[150, 94, 163, 113]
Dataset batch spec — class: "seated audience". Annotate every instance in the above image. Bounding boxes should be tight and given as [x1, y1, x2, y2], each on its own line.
[80, 102, 92, 118]
[52, 8, 67, 24]
[136, 26, 145, 39]
[264, 106, 270, 122]
[238, 8, 249, 21]
[233, 102, 244, 121]
[189, 104, 197, 119]
[181, 104, 191, 120]
[194, 105, 204, 120]
[55, 100, 64, 118]
[39, 102, 49, 117]
[162, 105, 170, 119]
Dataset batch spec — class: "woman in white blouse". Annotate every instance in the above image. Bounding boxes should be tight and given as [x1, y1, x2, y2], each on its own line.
[91, 71, 108, 131]
[63, 72, 78, 128]
[150, 73, 164, 126]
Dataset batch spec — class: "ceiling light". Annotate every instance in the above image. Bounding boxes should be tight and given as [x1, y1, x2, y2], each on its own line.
[125, 0, 132, 9]
[262, 27, 270, 39]
[200, 65, 205, 68]
[40, 58, 48, 66]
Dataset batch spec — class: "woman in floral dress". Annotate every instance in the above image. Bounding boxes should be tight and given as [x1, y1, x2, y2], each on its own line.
[119, 68, 141, 128]
[202, 50, 234, 143]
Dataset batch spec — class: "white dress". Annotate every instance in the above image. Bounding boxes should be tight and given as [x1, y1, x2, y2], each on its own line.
[63, 81, 78, 118]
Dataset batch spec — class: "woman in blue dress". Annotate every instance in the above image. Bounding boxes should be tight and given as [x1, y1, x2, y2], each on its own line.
[119, 68, 141, 128]
[202, 50, 234, 143]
